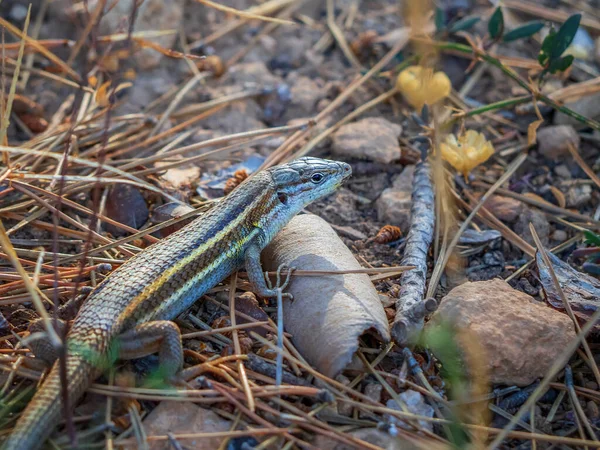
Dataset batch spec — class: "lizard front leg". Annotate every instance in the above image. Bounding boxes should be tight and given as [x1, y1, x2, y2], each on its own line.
[244, 243, 294, 299]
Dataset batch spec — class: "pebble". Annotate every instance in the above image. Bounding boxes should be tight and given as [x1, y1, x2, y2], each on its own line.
[376, 166, 415, 231]
[426, 279, 576, 386]
[537, 125, 580, 159]
[332, 117, 402, 164]
[514, 207, 550, 247]
[551, 229, 568, 242]
[554, 92, 600, 128]
[554, 164, 572, 179]
[386, 390, 434, 432]
[288, 76, 326, 117]
[566, 183, 592, 208]
[483, 195, 523, 223]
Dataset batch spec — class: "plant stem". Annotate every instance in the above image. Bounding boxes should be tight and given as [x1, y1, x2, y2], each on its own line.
[431, 40, 600, 130]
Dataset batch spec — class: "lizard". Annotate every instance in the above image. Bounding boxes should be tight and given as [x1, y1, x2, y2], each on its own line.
[3, 157, 352, 450]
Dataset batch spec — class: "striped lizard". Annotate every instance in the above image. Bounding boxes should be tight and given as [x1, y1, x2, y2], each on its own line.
[3, 157, 351, 450]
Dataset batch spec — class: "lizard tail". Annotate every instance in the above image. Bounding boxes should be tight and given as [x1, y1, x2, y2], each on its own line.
[3, 353, 96, 450]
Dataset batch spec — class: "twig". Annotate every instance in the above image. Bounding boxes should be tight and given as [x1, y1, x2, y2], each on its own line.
[391, 161, 436, 346]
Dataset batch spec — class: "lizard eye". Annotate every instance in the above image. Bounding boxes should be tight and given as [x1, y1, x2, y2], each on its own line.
[311, 173, 324, 184]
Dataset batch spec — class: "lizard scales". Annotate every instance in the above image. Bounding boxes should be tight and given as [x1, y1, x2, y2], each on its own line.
[4, 157, 351, 450]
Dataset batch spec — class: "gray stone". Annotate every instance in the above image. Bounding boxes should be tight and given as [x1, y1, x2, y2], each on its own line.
[537, 125, 580, 159]
[514, 207, 550, 247]
[376, 166, 414, 230]
[332, 117, 402, 164]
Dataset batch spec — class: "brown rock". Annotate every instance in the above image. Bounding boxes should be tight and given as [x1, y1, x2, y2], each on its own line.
[514, 207, 550, 247]
[482, 195, 523, 223]
[143, 402, 231, 449]
[537, 125, 580, 159]
[332, 117, 402, 164]
[426, 279, 576, 386]
[105, 185, 149, 236]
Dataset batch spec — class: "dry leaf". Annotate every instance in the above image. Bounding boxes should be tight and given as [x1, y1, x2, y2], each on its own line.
[527, 119, 544, 147]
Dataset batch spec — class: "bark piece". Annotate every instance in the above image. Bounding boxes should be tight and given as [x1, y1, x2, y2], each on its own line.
[263, 214, 390, 378]
[391, 162, 435, 346]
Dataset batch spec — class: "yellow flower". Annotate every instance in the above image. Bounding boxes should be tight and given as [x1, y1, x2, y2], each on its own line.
[396, 65, 451, 111]
[440, 130, 495, 178]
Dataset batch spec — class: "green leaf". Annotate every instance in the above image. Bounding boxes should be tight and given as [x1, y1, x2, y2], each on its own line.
[449, 15, 480, 34]
[435, 7, 446, 32]
[550, 13, 581, 59]
[584, 230, 600, 247]
[488, 7, 504, 39]
[503, 21, 544, 42]
[548, 54, 574, 73]
[538, 28, 556, 66]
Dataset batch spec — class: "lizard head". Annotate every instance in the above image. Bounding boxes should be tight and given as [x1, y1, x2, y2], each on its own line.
[269, 157, 352, 212]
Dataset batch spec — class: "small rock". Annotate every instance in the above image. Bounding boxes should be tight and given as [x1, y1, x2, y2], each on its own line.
[551, 229, 568, 242]
[223, 62, 281, 87]
[554, 164, 572, 179]
[289, 76, 326, 116]
[482, 195, 523, 223]
[514, 207, 550, 247]
[426, 279, 576, 386]
[376, 166, 414, 230]
[364, 383, 383, 403]
[332, 117, 402, 164]
[143, 402, 231, 449]
[566, 183, 592, 208]
[554, 92, 600, 128]
[386, 390, 434, 432]
[537, 125, 580, 159]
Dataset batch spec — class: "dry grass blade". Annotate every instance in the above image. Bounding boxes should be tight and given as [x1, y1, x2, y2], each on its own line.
[194, 0, 296, 25]
[0, 5, 30, 153]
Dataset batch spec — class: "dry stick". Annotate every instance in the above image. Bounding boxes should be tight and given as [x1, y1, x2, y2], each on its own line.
[486, 286, 600, 448]
[427, 152, 528, 299]
[228, 272, 256, 412]
[529, 224, 600, 388]
[391, 161, 436, 346]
